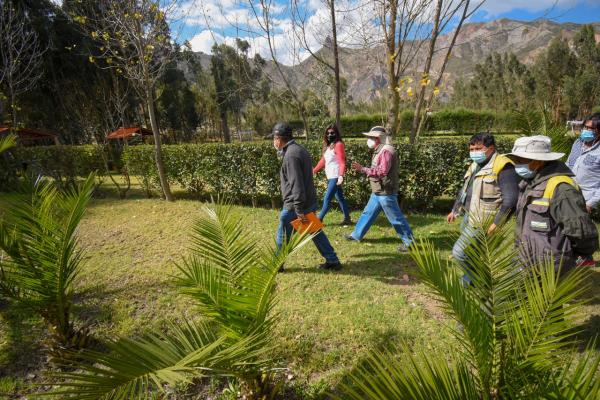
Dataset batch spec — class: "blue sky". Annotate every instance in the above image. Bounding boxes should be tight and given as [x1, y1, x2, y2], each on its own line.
[172, 0, 600, 64]
[171, 0, 600, 64]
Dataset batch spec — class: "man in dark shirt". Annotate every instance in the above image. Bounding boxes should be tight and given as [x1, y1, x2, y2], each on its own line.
[447, 133, 520, 269]
[272, 122, 341, 271]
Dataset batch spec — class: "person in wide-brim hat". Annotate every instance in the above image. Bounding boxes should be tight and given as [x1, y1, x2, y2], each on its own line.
[507, 135, 598, 271]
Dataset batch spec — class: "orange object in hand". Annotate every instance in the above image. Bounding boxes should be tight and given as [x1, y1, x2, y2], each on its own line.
[290, 212, 324, 233]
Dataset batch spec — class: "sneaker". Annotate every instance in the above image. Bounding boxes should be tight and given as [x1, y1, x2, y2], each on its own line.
[397, 243, 410, 253]
[576, 256, 596, 268]
[318, 261, 342, 271]
[344, 234, 359, 242]
[340, 219, 353, 226]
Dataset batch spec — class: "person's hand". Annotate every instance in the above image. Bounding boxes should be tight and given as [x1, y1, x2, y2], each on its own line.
[446, 212, 456, 223]
[351, 161, 362, 172]
[586, 204, 594, 214]
[337, 176, 343, 185]
[297, 213, 308, 222]
[487, 223, 497, 235]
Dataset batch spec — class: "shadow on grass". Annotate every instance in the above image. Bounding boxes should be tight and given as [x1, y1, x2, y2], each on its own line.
[574, 314, 600, 351]
[0, 300, 45, 380]
[284, 251, 428, 287]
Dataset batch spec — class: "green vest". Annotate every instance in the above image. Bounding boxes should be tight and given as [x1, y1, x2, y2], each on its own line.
[369, 144, 399, 195]
[458, 152, 513, 225]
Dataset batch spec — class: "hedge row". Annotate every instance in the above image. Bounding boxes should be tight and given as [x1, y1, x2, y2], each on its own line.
[289, 108, 535, 136]
[123, 138, 513, 208]
[5, 138, 515, 208]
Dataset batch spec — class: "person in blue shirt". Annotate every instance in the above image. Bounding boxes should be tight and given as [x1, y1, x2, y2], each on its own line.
[566, 112, 600, 267]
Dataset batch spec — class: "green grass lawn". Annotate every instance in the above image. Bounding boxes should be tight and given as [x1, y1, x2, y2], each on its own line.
[1, 180, 599, 398]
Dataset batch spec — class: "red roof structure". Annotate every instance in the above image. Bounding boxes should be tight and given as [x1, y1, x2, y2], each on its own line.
[0, 126, 59, 145]
[107, 126, 153, 140]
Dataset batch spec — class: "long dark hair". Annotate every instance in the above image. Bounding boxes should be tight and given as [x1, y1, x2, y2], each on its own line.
[322, 124, 342, 152]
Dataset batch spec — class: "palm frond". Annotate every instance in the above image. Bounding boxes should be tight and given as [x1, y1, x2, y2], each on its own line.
[175, 204, 312, 338]
[0, 134, 16, 154]
[0, 174, 95, 341]
[335, 345, 480, 400]
[505, 260, 591, 373]
[50, 321, 273, 400]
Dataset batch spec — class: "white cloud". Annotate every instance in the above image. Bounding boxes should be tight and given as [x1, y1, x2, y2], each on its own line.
[189, 30, 226, 53]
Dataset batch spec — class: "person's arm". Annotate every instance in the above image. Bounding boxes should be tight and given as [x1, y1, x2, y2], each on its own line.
[586, 189, 600, 211]
[286, 155, 307, 216]
[550, 184, 599, 256]
[361, 149, 392, 178]
[313, 154, 325, 175]
[494, 165, 520, 225]
[335, 141, 346, 176]
[566, 139, 582, 169]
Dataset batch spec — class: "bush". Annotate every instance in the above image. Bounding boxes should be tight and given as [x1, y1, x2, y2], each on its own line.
[11, 145, 105, 186]
[123, 138, 514, 209]
[289, 108, 528, 138]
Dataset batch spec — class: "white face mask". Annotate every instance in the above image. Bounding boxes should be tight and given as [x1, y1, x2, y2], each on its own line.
[367, 138, 378, 149]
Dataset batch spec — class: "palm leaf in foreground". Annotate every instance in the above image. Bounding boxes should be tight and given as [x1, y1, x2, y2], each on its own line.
[0, 134, 16, 154]
[0, 174, 95, 347]
[337, 218, 599, 399]
[50, 204, 312, 399]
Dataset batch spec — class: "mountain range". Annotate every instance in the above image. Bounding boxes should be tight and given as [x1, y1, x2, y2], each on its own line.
[194, 18, 600, 104]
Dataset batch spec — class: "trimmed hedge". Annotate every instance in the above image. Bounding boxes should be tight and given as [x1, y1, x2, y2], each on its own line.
[11, 145, 105, 184]
[290, 108, 532, 136]
[5, 138, 515, 209]
[122, 138, 513, 209]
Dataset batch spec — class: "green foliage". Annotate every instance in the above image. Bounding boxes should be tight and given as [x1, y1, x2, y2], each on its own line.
[50, 204, 312, 399]
[0, 134, 16, 154]
[337, 220, 600, 399]
[12, 145, 105, 185]
[123, 138, 513, 208]
[0, 174, 95, 351]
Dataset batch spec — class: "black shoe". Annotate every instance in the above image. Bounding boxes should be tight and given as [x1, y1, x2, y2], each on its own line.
[318, 261, 342, 271]
[340, 219, 353, 226]
[344, 234, 359, 242]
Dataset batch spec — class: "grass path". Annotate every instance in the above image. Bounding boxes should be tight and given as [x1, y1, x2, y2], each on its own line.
[1, 194, 599, 398]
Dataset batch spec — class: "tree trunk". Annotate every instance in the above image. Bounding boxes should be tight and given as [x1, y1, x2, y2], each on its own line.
[410, 0, 442, 145]
[384, 0, 399, 136]
[146, 88, 173, 201]
[221, 111, 231, 143]
[329, 0, 341, 129]
[9, 87, 17, 132]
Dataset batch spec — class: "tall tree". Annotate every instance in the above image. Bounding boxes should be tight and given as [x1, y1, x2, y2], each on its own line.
[376, 0, 432, 136]
[0, 1, 46, 131]
[72, 0, 176, 200]
[291, 0, 343, 128]
[533, 35, 577, 123]
[563, 25, 600, 118]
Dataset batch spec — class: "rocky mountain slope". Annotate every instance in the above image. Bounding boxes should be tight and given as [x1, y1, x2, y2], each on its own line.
[195, 18, 600, 103]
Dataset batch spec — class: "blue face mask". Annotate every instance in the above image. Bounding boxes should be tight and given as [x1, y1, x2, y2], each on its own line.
[469, 151, 488, 164]
[515, 163, 535, 179]
[580, 129, 596, 143]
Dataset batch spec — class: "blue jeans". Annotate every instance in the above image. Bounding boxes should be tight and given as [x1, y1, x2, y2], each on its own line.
[350, 193, 413, 246]
[318, 178, 350, 222]
[452, 214, 476, 265]
[276, 207, 339, 264]
[452, 214, 476, 285]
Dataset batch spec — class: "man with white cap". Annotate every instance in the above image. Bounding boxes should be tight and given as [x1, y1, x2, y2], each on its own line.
[507, 135, 598, 272]
[346, 126, 413, 252]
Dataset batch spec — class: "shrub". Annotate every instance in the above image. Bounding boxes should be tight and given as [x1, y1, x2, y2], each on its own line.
[12, 145, 105, 186]
[123, 138, 514, 209]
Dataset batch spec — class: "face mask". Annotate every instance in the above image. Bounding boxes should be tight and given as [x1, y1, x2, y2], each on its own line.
[515, 163, 535, 179]
[367, 138, 377, 149]
[327, 134, 336, 142]
[469, 151, 488, 164]
[580, 129, 596, 143]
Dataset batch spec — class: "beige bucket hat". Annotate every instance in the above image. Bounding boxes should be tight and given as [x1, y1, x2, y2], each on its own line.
[362, 126, 387, 138]
[507, 135, 565, 161]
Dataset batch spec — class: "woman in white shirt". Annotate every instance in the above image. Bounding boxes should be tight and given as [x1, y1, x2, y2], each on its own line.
[313, 124, 352, 225]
